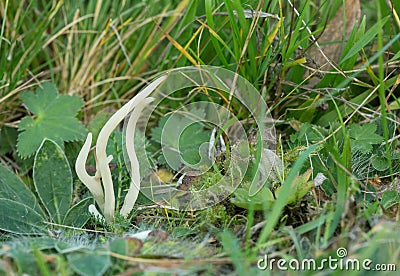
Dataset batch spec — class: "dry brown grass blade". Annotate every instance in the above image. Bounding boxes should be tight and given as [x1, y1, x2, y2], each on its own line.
[109, 251, 231, 267]
[386, 0, 400, 28]
[161, 27, 199, 66]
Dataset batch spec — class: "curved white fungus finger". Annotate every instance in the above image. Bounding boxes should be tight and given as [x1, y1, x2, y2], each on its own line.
[120, 97, 155, 218]
[88, 204, 105, 224]
[75, 133, 105, 211]
[95, 75, 166, 222]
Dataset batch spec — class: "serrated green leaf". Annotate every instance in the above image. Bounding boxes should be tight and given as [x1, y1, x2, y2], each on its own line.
[0, 163, 45, 216]
[349, 123, 384, 154]
[67, 250, 111, 276]
[20, 82, 58, 114]
[0, 198, 46, 234]
[63, 197, 93, 228]
[17, 82, 87, 158]
[33, 139, 73, 224]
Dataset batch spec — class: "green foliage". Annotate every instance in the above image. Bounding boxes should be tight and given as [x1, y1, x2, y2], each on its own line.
[150, 109, 211, 170]
[289, 122, 330, 145]
[381, 190, 400, 210]
[17, 82, 87, 158]
[67, 250, 111, 276]
[1, 0, 400, 274]
[371, 155, 389, 171]
[33, 139, 73, 224]
[0, 236, 111, 275]
[0, 139, 91, 235]
[231, 170, 314, 211]
[220, 231, 250, 274]
[341, 16, 390, 64]
[0, 160, 46, 234]
[0, 162, 44, 215]
[87, 111, 112, 145]
[231, 186, 274, 210]
[0, 126, 18, 155]
[349, 123, 384, 154]
[63, 198, 93, 228]
[0, 199, 47, 234]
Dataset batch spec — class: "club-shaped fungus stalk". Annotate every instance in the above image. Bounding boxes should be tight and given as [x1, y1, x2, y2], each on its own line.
[88, 204, 105, 224]
[120, 97, 155, 217]
[75, 75, 166, 223]
[75, 133, 105, 211]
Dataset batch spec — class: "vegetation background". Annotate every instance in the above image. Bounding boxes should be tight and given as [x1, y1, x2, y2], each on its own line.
[0, 0, 399, 275]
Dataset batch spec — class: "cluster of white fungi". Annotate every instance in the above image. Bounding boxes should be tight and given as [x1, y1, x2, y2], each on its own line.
[75, 76, 166, 223]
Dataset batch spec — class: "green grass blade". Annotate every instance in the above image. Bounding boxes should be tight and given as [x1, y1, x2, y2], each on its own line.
[257, 145, 318, 246]
[341, 16, 389, 63]
[205, 0, 230, 67]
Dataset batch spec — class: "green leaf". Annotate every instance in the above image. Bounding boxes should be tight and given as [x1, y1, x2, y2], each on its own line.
[109, 237, 143, 257]
[4, 242, 39, 274]
[17, 82, 87, 158]
[341, 16, 390, 63]
[231, 186, 275, 210]
[55, 241, 87, 254]
[63, 197, 93, 228]
[371, 155, 390, 171]
[87, 111, 112, 144]
[0, 126, 18, 155]
[275, 169, 313, 205]
[30, 237, 58, 250]
[0, 199, 46, 234]
[339, 16, 366, 67]
[381, 190, 400, 210]
[151, 109, 210, 170]
[33, 139, 73, 224]
[109, 238, 128, 255]
[349, 123, 384, 154]
[289, 122, 328, 144]
[220, 230, 249, 274]
[0, 163, 44, 216]
[389, 50, 400, 62]
[67, 250, 111, 276]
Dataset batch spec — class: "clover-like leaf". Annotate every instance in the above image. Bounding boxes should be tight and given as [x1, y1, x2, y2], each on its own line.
[17, 82, 87, 158]
[349, 123, 384, 154]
